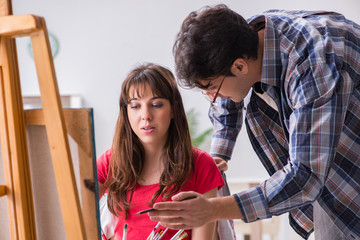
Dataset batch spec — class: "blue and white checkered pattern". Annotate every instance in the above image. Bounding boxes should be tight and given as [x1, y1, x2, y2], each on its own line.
[209, 10, 360, 240]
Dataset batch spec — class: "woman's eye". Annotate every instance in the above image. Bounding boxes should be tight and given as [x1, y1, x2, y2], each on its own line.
[152, 102, 163, 108]
[129, 104, 139, 109]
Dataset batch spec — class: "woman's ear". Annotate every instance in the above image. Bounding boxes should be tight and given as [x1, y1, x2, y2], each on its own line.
[230, 58, 248, 76]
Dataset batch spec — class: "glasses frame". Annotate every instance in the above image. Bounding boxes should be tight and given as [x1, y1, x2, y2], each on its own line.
[210, 76, 226, 103]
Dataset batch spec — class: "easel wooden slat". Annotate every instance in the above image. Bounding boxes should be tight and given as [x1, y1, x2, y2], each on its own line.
[0, 36, 36, 239]
[26, 109, 93, 155]
[24, 109, 44, 125]
[0, 1, 36, 239]
[0, 65, 18, 239]
[0, 0, 12, 16]
[0, 15, 40, 37]
[61, 109, 99, 239]
[30, 18, 87, 239]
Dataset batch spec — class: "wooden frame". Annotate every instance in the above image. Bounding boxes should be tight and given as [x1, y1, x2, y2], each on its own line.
[25, 109, 100, 240]
[0, 1, 89, 239]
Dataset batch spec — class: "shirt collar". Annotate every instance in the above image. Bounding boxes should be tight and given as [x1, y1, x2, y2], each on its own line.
[248, 14, 283, 90]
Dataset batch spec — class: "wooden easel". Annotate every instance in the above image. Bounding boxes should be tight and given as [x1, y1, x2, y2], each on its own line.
[0, 1, 87, 239]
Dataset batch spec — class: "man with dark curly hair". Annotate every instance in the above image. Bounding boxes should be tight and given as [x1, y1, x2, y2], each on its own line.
[149, 4, 360, 240]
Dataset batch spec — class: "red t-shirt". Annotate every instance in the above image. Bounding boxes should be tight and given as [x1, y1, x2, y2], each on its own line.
[97, 147, 224, 240]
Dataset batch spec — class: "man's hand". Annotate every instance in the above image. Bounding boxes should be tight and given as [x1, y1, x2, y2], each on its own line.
[148, 191, 215, 229]
[213, 157, 228, 172]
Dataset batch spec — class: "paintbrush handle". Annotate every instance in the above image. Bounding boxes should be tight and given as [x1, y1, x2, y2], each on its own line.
[136, 195, 197, 215]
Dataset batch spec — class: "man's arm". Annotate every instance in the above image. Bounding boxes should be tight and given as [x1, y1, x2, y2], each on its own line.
[209, 98, 244, 160]
[149, 191, 243, 229]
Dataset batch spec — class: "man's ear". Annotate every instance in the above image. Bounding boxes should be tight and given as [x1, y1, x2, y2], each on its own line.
[230, 58, 248, 76]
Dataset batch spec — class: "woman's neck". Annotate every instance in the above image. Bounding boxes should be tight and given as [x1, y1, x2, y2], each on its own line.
[138, 146, 164, 185]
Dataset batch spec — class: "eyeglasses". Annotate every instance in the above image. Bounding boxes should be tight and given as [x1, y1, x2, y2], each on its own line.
[202, 76, 226, 104]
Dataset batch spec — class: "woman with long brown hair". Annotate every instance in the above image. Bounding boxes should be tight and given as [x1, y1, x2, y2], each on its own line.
[97, 63, 223, 239]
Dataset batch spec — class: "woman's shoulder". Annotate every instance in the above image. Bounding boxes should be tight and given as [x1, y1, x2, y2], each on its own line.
[192, 147, 215, 164]
[97, 148, 112, 165]
[186, 147, 224, 193]
[96, 148, 112, 184]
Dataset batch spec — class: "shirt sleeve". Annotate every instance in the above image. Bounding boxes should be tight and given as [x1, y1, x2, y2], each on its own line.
[97, 149, 112, 184]
[234, 30, 353, 223]
[193, 149, 225, 193]
[208, 98, 244, 160]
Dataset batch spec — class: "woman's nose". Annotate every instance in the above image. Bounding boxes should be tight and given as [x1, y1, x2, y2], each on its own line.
[141, 109, 151, 121]
[141, 115, 151, 120]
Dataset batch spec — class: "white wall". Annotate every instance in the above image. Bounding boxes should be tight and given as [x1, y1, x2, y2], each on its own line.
[13, 0, 360, 183]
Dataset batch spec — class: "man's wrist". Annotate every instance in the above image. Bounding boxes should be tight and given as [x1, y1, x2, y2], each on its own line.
[209, 195, 243, 221]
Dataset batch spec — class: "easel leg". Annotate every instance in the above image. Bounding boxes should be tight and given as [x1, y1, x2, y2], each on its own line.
[0, 38, 37, 239]
[30, 18, 87, 239]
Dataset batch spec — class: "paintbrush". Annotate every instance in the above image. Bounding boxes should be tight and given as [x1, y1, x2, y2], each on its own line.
[122, 223, 128, 240]
[146, 222, 160, 240]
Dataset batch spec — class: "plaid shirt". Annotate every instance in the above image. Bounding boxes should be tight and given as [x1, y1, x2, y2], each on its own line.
[209, 10, 360, 239]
